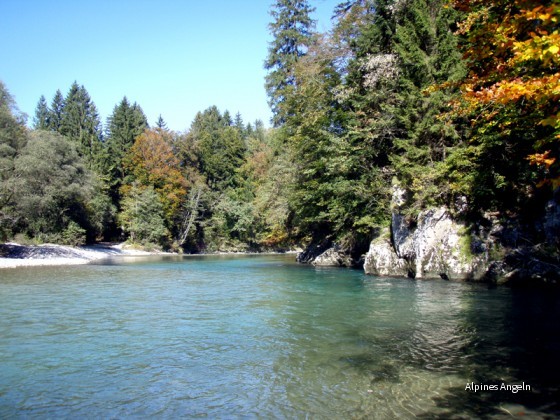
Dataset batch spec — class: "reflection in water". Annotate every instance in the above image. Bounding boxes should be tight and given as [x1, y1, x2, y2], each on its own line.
[0, 256, 559, 418]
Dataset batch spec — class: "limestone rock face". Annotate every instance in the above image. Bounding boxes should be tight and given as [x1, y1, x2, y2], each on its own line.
[364, 229, 409, 277]
[312, 245, 353, 267]
[365, 186, 488, 280]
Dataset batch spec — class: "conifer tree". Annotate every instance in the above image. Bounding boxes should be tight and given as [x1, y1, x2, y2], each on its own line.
[48, 89, 64, 132]
[223, 110, 233, 126]
[264, 0, 316, 126]
[59, 82, 103, 165]
[190, 107, 246, 189]
[234, 112, 244, 134]
[390, 0, 466, 212]
[155, 114, 167, 130]
[104, 97, 148, 202]
[33, 95, 50, 130]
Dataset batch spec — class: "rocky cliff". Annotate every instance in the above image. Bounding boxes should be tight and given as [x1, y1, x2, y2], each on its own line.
[363, 186, 560, 284]
[365, 207, 488, 280]
[298, 185, 560, 285]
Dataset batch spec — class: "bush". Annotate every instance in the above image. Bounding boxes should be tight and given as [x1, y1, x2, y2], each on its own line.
[60, 221, 86, 246]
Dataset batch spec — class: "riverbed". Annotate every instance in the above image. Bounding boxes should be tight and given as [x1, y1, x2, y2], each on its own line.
[0, 254, 559, 418]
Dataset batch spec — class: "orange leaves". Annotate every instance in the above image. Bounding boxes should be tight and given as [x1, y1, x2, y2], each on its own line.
[528, 151, 560, 189]
[124, 129, 188, 222]
[528, 150, 556, 168]
[463, 73, 560, 105]
[451, 0, 560, 189]
[453, 0, 560, 116]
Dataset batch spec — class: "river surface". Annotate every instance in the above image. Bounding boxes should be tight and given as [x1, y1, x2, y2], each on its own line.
[1, 254, 559, 418]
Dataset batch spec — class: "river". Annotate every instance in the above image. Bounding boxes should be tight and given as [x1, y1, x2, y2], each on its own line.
[1, 254, 559, 418]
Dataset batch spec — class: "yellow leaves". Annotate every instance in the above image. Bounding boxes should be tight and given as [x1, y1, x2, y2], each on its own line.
[512, 31, 560, 67]
[528, 151, 559, 189]
[528, 150, 556, 169]
[449, 0, 560, 191]
[462, 73, 560, 107]
[541, 111, 560, 128]
[519, 3, 560, 25]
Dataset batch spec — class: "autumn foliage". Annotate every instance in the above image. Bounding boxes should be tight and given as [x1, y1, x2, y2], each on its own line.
[123, 128, 188, 223]
[453, 0, 560, 188]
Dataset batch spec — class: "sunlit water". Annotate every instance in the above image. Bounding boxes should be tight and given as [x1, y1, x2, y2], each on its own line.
[1, 254, 559, 418]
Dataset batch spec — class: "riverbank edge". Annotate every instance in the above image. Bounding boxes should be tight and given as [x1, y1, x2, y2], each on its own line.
[0, 242, 302, 269]
[0, 242, 174, 269]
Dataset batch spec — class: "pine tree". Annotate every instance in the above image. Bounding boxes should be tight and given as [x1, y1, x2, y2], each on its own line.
[59, 82, 103, 164]
[104, 97, 148, 203]
[48, 89, 65, 132]
[390, 0, 466, 212]
[33, 95, 50, 130]
[155, 114, 167, 130]
[264, 0, 316, 126]
[188, 107, 246, 190]
[234, 112, 244, 133]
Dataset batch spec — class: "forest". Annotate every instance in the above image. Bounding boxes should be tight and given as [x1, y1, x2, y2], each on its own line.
[0, 0, 558, 258]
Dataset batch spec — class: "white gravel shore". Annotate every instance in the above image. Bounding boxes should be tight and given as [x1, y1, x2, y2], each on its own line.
[0, 243, 167, 269]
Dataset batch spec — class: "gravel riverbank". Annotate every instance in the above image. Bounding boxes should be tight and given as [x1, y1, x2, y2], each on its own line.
[0, 243, 166, 269]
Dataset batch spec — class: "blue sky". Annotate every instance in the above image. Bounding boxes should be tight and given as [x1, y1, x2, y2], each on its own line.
[1, 0, 339, 132]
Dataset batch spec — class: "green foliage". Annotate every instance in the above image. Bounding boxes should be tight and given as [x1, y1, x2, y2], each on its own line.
[12, 131, 94, 241]
[104, 97, 148, 175]
[119, 184, 169, 247]
[189, 107, 246, 190]
[33, 95, 50, 130]
[48, 90, 64, 132]
[389, 0, 467, 214]
[61, 221, 87, 246]
[0, 81, 27, 239]
[59, 82, 103, 166]
[265, 0, 316, 126]
[155, 114, 167, 130]
[4, 0, 551, 257]
[86, 180, 117, 241]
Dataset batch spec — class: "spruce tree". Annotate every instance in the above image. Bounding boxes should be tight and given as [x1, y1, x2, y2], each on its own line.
[33, 95, 50, 130]
[190, 107, 246, 189]
[59, 82, 103, 165]
[319, 0, 399, 239]
[390, 0, 466, 212]
[104, 96, 148, 202]
[48, 89, 65, 132]
[223, 110, 233, 126]
[155, 114, 167, 130]
[234, 112, 244, 133]
[264, 0, 316, 126]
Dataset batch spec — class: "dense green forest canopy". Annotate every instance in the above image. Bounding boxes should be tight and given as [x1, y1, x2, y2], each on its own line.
[1, 0, 558, 254]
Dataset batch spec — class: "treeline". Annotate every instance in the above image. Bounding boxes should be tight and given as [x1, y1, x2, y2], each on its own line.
[1, 0, 558, 254]
[0, 81, 288, 251]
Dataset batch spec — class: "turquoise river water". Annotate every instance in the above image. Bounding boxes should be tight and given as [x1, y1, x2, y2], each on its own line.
[1, 254, 559, 418]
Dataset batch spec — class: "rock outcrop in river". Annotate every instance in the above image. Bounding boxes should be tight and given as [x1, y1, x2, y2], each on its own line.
[364, 186, 488, 280]
[363, 186, 560, 284]
[298, 184, 560, 285]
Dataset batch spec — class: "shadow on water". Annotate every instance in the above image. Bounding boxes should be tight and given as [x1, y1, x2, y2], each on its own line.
[416, 285, 560, 419]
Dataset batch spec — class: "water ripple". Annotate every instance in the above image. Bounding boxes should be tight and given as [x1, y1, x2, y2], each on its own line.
[1, 256, 559, 418]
